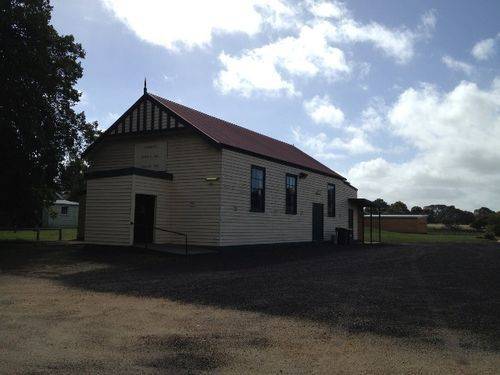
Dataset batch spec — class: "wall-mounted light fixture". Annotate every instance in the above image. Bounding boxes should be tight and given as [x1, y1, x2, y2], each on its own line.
[299, 172, 308, 179]
[204, 177, 220, 182]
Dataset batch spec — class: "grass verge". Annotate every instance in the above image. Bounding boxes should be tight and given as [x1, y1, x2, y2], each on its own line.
[0, 228, 77, 241]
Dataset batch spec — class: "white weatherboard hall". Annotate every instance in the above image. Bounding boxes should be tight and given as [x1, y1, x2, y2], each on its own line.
[82, 86, 364, 249]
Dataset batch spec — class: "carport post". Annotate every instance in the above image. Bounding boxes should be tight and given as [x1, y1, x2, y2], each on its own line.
[378, 208, 381, 243]
[361, 206, 365, 244]
[370, 207, 373, 244]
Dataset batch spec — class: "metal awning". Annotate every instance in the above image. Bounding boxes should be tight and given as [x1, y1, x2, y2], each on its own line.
[348, 198, 375, 207]
[85, 167, 173, 181]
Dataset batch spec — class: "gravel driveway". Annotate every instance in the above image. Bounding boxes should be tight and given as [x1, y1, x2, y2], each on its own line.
[1, 241, 499, 374]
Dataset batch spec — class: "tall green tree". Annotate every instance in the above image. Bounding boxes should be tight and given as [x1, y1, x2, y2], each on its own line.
[372, 198, 389, 212]
[387, 201, 410, 215]
[410, 206, 424, 214]
[0, 0, 94, 225]
[57, 113, 100, 202]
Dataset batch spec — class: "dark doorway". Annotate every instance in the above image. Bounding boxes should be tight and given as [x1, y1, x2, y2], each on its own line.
[312, 203, 324, 242]
[348, 209, 354, 229]
[134, 194, 155, 244]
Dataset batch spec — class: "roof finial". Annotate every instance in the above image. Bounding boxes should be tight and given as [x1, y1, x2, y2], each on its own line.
[143, 77, 147, 94]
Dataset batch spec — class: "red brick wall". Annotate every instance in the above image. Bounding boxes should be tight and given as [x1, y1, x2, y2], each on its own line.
[363, 216, 427, 234]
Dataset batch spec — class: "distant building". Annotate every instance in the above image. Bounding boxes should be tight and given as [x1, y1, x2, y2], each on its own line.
[42, 199, 79, 228]
[364, 214, 428, 234]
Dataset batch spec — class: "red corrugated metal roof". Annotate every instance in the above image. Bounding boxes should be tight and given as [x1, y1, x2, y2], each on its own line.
[149, 93, 346, 180]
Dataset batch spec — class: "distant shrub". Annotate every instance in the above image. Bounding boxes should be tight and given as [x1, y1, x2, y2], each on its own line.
[472, 212, 500, 234]
[484, 228, 496, 240]
[486, 214, 500, 236]
[470, 218, 487, 231]
[444, 223, 461, 231]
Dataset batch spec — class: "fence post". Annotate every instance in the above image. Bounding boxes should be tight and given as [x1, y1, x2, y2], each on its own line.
[36, 228, 40, 241]
[185, 234, 188, 256]
[59, 228, 62, 241]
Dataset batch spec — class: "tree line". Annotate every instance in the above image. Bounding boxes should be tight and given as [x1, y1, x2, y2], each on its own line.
[367, 199, 500, 236]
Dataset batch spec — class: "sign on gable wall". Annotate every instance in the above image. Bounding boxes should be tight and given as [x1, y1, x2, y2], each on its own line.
[134, 142, 167, 171]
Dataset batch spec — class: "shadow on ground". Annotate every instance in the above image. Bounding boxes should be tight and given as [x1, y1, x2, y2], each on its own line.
[1, 241, 499, 351]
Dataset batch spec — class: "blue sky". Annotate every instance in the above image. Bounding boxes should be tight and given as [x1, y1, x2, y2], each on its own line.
[51, 0, 500, 210]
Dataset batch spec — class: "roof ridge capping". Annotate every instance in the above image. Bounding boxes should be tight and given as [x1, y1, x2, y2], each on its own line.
[147, 93, 349, 182]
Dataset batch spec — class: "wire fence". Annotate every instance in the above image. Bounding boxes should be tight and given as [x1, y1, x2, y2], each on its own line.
[0, 228, 77, 241]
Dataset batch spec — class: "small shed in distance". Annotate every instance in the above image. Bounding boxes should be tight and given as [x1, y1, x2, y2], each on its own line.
[42, 199, 79, 228]
[364, 215, 428, 234]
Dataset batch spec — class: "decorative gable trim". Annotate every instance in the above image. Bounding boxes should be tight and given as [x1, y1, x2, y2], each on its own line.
[83, 94, 198, 157]
[104, 96, 188, 136]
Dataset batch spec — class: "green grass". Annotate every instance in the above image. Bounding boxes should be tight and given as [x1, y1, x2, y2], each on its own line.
[365, 228, 492, 244]
[0, 228, 77, 242]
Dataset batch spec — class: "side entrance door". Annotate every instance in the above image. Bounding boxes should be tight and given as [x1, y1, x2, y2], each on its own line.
[312, 203, 324, 242]
[134, 194, 156, 244]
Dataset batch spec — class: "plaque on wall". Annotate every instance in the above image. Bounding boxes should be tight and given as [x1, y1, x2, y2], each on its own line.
[134, 142, 167, 171]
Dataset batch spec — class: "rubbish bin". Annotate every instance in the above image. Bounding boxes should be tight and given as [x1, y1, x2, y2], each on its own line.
[336, 228, 351, 245]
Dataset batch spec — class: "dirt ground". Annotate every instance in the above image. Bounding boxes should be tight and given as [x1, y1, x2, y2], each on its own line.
[1, 242, 499, 374]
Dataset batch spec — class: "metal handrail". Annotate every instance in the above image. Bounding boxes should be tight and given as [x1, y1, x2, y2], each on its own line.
[130, 221, 188, 256]
[153, 226, 188, 256]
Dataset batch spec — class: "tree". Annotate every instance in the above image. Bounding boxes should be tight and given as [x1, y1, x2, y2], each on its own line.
[0, 0, 91, 225]
[57, 114, 100, 201]
[471, 207, 496, 230]
[410, 206, 424, 214]
[440, 206, 474, 227]
[474, 207, 494, 219]
[487, 213, 500, 237]
[387, 201, 410, 215]
[423, 205, 448, 223]
[372, 198, 389, 213]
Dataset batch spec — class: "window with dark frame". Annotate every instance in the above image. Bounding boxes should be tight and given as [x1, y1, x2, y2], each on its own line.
[250, 165, 265, 212]
[61, 206, 68, 215]
[285, 174, 297, 215]
[327, 183, 335, 217]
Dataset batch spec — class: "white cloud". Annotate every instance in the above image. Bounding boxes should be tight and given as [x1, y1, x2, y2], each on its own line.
[101, 0, 295, 50]
[332, 10, 435, 64]
[418, 9, 437, 35]
[308, 0, 346, 19]
[441, 55, 474, 75]
[321, 10, 436, 64]
[162, 74, 176, 82]
[471, 38, 496, 61]
[215, 5, 435, 96]
[359, 98, 387, 132]
[292, 126, 378, 160]
[292, 129, 342, 160]
[348, 78, 500, 210]
[304, 95, 344, 126]
[215, 22, 350, 96]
